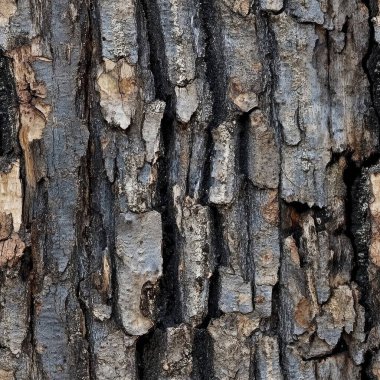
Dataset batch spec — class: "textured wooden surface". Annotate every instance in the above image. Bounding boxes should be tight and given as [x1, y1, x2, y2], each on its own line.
[0, 0, 380, 378]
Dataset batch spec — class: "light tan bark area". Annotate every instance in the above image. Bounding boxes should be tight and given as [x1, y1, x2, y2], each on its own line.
[9, 41, 51, 188]
[0, 0, 16, 27]
[0, 161, 22, 233]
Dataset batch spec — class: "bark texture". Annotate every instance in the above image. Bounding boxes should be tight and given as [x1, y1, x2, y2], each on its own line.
[0, 0, 380, 378]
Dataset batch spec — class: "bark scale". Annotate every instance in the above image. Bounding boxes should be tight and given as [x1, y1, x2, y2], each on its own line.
[0, 0, 379, 378]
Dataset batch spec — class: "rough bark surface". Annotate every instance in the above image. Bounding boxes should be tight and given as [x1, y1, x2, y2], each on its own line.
[0, 0, 380, 378]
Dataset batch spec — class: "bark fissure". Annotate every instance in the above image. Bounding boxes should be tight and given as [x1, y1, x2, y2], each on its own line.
[1, 0, 380, 378]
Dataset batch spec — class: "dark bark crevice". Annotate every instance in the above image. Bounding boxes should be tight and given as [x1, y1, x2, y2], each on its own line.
[135, 328, 158, 380]
[138, 0, 181, 330]
[74, 0, 119, 377]
[200, 0, 227, 130]
[0, 51, 19, 169]
[198, 0, 229, 206]
[75, 1, 97, 377]
[363, 0, 380, 123]
[0, 0, 379, 378]
[192, 328, 215, 380]
[132, 2, 182, 376]
[138, 0, 172, 100]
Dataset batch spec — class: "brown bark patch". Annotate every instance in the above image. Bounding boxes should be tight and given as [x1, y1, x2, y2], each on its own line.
[370, 173, 380, 267]
[0, 232, 25, 267]
[295, 297, 313, 329]
[0, 0, 16, 26]
[0, 212, 13, 240]
[0, 161, 22, 232]
[262, 190, 279, 225]
[8, 42, 51, 188]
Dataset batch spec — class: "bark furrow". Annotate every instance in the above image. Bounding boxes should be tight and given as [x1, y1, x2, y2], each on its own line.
[0, 0, 379, 378]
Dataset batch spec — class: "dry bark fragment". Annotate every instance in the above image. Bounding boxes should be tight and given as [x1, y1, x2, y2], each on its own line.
[208, 313, 259, 380]
[0, 0, 378, 377]
[0, 161, 22, 232]
[209, 123, 237, 205]
[116, 211, 162, 336]
[94, 331, 137, 380]
[174, 190, 213, 325]
[219, 268, 253, 314]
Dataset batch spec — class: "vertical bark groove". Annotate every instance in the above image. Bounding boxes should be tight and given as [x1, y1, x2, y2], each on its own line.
[0, 0, 380, 378]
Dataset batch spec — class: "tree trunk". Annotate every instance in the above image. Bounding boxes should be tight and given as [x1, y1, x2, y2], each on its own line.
[0, 0, 380, 378]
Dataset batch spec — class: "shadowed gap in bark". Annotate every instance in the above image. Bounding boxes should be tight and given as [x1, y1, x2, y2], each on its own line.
[0, 51, 18, 169]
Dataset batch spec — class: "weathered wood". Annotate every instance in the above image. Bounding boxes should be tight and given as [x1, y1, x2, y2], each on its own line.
[0, 0, 380, 378]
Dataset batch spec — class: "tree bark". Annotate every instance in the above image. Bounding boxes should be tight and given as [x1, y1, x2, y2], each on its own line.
[0, 0, 380, 378]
